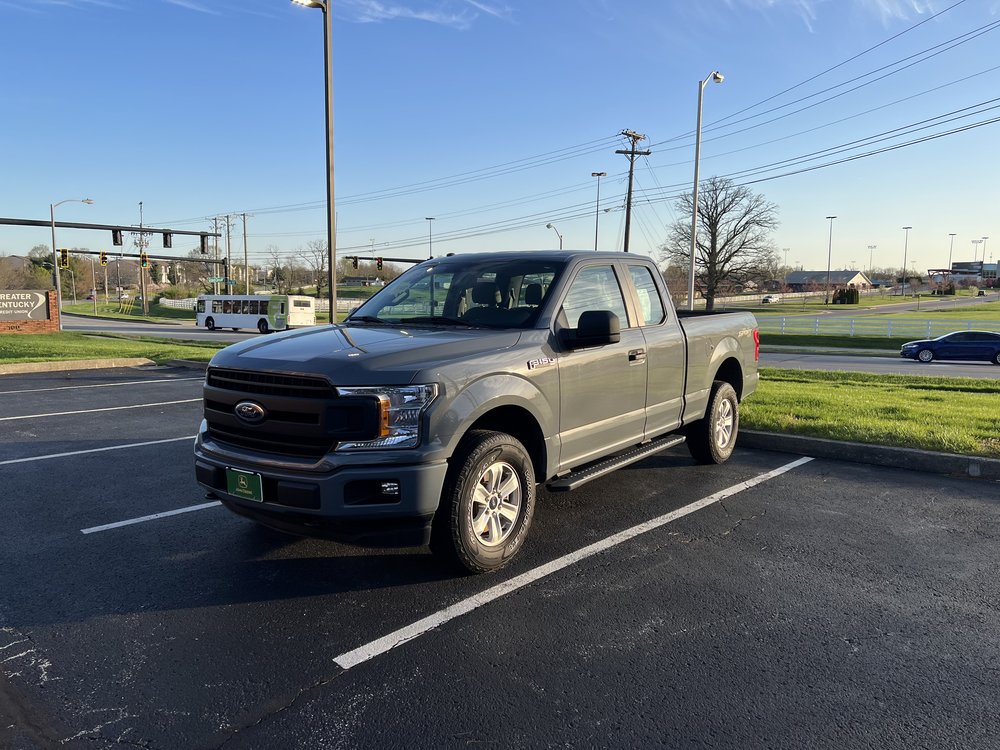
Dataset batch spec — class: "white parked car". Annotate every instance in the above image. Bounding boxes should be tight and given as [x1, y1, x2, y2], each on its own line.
[761, 294, 781, 304]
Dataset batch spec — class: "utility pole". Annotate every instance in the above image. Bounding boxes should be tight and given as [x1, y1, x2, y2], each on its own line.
[224, 214, 233, 292]
[242, 213, 251, 294]
[212, 217, 221, 295]
[615, 130, 650, 253]
[137, 201, 149, 316]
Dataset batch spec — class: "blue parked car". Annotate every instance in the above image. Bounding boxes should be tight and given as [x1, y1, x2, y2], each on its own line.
[900, 330, 1000, 365]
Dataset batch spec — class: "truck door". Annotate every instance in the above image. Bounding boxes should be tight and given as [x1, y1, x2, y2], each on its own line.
[626, 264, 686, 437]
[556, 264, 647, 469]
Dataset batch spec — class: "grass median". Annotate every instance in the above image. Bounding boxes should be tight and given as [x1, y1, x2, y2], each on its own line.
[742, 368, 1000, 459]
[0, 332, 226, 365]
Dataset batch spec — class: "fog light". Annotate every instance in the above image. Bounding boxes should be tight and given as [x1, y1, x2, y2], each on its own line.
[380, 481, 400, 496]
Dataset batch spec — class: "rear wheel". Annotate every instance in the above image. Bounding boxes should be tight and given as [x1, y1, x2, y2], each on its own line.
[686, 381, 739, 465]
[205, 317, 216, 331]
[258, 319, 269, 334]
[993, 351, 1000, 366]
[917, 348, 934, 363]
[431, 430, 535, 574]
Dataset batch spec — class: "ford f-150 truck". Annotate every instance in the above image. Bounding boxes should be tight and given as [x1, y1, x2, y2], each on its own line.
[194, 251, 759, 572]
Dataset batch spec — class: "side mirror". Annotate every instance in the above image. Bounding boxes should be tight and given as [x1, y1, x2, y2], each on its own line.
[564, 310, 620, 348]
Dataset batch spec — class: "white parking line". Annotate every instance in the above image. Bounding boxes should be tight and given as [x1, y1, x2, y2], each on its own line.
[81, 501, 222, 535]
[0, 436, 196, 466]
[0, 377, 203, 396]
[332, 456, 815, 671]
[0, 399, 201, 422]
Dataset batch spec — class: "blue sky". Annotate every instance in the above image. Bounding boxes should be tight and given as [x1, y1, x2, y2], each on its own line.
[1, 0, 997, 276]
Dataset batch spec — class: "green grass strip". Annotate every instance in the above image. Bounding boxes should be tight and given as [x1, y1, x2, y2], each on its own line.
[0, 333, 225, 364]
[742, 368, 1000, 458]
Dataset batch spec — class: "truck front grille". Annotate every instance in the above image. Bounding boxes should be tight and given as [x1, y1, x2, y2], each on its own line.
[203, 367, 378, 458]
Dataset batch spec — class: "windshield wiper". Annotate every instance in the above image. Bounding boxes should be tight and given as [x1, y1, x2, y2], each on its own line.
[404, 316, 477, 327]
[346, 315, 389, 324]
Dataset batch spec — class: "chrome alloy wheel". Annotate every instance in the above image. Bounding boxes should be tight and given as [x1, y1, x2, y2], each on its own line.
[470, 461, 522, 547]
[714, 397, 735, 450]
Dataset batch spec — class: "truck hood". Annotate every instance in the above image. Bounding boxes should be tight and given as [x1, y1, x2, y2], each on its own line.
[208, 323, 522, 383]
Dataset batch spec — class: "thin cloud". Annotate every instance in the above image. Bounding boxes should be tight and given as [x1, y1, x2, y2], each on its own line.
[728, 0, 945, 31]
[162, 0, 221, 16]
[336, 0, 508, 29]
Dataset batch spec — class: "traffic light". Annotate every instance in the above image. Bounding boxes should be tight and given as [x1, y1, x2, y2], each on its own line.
[140, 252, 149, 268]
[59, 248, 69, 268]
[199, 234, 209, 254]
[99, 250, 108, 267]
[352, 256, 358, 269]
[376, 257, 383, 271]
[163, 232, 173, 249]
[112, 229, 123, 246]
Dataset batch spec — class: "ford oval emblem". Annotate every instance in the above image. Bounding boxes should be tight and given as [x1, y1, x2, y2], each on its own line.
[235, 400, 267, 424]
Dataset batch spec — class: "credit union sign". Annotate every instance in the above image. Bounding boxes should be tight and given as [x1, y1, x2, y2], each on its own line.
[0, 291, 49, 320]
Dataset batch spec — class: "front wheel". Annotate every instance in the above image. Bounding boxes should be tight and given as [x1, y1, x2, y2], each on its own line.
[686, 381, 739, 465]
[993, 351, 1000, 366]
[205, 317, 216, 331]
[258, 319, 269, 334]
[917, 348, 934, 363]
[431, 430, 535, 574]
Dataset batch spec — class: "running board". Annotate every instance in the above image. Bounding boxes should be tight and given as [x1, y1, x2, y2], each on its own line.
[545, 434, 687, 492]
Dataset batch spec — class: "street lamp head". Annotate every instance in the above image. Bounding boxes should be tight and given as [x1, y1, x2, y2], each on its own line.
[591, 171, 607, 177]
[826, 215, 836, 220]
[291, 0, 326, 8]
[546, 223, 554, 229]
[902, 226, 912, 230]
[425, 217, 435, 221]
[82, 198, 95, 205]
[711, 71, 724, 84]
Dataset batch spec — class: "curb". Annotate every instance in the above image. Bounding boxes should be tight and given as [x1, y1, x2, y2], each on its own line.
[741, 430, 1000, 482]
[0, 358, 155, 375]
[163, 359, 210, 372]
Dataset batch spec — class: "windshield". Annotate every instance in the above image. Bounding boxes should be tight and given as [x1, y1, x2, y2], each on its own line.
[349, 256, 564, 329]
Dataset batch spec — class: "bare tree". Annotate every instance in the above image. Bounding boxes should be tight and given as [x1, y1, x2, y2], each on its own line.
[660, 176, 779, 310]
[299, 240, 328, 298]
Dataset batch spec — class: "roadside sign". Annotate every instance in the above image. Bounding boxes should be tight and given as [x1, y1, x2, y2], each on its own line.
[208, 276, 224, 283]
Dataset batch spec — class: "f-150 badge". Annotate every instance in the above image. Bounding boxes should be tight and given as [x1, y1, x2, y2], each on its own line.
[527, 357, 556, 370]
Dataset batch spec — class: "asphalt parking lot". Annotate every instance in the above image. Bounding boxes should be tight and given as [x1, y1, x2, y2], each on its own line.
[1, 366, 998, 749]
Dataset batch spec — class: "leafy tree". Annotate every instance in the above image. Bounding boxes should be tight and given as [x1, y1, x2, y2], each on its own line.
[659, 176, 779, 311]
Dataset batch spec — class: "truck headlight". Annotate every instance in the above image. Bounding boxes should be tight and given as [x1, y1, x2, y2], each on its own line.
[334, 384, 438, 450]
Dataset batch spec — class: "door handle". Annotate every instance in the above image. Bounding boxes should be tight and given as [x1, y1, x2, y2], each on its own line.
[628, 348, 647, 363]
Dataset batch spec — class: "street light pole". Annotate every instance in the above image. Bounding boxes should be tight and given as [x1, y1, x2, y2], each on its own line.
[948, 233, 956, 270]
[545, 223, 563, 250]
[591, 171, 606, 251]
[688, 71, 724, 311]
[49, 197, 94, 331]
[982, 236, 990, 263]
[901, 226, 912, 297]
[824, 216, 836, 304]
[425, 217, 435, 258]
[292, 0, 337, 322]
[867, 244, 876, 277]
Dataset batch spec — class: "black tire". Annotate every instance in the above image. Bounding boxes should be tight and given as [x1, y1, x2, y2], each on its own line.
[993, 351, 1000, 366]
[231, 328, 239, 332]
[431, 430, 535, 574]
[686, 381, 739, 465]
[205, 317, 216, 331]
[258, 319, 269, 334]
[917, 348, 934, 363]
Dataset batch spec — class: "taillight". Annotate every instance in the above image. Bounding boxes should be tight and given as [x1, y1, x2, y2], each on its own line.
[753, 328, 760, 361]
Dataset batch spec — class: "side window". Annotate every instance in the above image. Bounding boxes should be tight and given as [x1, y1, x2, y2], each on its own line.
[196, 300, 205, 313]
[260, 301, 269, 315]
[249, 300, 259, 315]
[561, 265, 629, 329]
[628, 266, 666, 326]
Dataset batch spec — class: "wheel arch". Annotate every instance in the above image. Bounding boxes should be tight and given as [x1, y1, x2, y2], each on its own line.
[465, 405, 547, 484]
[712, 356, 745, 400]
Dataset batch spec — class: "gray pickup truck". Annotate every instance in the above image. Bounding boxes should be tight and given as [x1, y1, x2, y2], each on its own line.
[194, 251, 759, 572]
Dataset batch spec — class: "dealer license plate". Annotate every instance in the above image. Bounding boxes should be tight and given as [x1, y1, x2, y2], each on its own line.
[226, 468, 263, 502]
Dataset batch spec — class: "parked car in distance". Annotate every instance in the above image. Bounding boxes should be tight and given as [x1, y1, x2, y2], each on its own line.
[761, 294, 781, 304]
[900, 330, 1000, 365]
[119, 292, 130, 300]
[978, 290, 987, 296]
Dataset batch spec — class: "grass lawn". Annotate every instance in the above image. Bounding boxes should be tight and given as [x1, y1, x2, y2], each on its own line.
[0, 333, 225, 364]
[63, 300, 195, 322]
[742, 368, 1000, 458]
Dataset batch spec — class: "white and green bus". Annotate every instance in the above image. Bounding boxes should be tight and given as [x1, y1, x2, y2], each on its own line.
[195, 294, 316, 334]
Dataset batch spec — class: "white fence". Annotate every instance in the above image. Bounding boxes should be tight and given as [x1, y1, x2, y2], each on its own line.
[758, 318, 1000, 338]
[158, 297, 197, 310]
